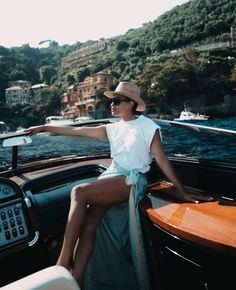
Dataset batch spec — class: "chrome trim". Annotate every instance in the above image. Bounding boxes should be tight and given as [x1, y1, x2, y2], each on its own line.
[24, 197, 32, 207]
[28, 231, 39, 247]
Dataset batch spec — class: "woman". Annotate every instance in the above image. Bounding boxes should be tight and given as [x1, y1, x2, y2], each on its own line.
[26, 81, 211, 289]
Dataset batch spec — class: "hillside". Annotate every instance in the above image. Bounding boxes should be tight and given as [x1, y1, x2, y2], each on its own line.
[123, 0, 235, 52]
[0, 0, 236, 119]
[88, 0, 236, 81]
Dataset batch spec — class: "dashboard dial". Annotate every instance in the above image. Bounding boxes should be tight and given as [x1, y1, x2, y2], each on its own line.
[0, 182, 16, 200]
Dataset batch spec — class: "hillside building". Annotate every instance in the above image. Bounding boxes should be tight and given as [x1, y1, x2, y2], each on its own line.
[61, 71, 113, 119]
[5, 81, 49, 107]
[5, 80, 31, 107]
[61, 41, 107, 68]
[8, 80, 31, 88]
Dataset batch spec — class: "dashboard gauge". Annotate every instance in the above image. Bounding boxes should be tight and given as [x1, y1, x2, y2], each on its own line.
[0, 182, 16, 200]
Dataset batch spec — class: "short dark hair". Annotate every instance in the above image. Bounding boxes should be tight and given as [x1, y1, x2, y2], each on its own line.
[131, 101, 138, 114]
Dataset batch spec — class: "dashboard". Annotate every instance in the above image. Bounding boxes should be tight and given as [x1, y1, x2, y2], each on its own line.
[0, 163, 107, 257]
[0, 162, 108, 286]
[0, 177, 38, 256]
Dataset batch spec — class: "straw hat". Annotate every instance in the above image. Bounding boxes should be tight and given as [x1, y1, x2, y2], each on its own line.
[104, 82, 146, 112]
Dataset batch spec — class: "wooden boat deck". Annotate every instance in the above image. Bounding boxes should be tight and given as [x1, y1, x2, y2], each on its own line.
[146, 181, 236, 256]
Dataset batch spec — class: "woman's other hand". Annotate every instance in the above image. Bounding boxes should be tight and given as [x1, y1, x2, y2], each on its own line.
[167, 187, 214, 204]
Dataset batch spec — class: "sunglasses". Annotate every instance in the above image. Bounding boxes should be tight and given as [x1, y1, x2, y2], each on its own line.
[111, 96, 132, 106]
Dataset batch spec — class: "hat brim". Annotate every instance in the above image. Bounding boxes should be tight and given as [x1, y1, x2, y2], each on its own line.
[104, 91, 146, 112]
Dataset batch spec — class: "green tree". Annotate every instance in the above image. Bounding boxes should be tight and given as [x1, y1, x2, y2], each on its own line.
[66, 74, 76, 85]
[116, 40, 130, 51]
[39, 65, 57, 84]
[26, 87, 61, 118]
[0, 72, 9, 103]
[76, 67, 90, 82]
[9, 69, 27, 81]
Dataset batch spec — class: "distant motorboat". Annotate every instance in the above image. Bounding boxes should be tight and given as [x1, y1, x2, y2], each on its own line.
[16, 126, 26, 133]
[174, 110, 209, 121]
[0, 121, 8, 134]
[45, 116, 75, 125]
[75, 116, 93, 123]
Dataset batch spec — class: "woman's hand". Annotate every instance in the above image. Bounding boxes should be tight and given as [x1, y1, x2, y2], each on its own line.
[167, 187, 214, 204]
[24, 125, 45, 136]
[151, 132, 214, 204]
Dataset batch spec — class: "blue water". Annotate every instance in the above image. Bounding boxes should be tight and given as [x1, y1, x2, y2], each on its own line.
[0, 117, 235, 167]
[161, 117, 236, 161]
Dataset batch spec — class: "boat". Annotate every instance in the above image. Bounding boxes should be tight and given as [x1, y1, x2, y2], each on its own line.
[16, 126, 26, 133]
[174, 109, 209, 121]
[74, 116, 93, 123]
[45, 116, 75, 125]
[0, 121, 8, 134]
[0, 118, 235, 290]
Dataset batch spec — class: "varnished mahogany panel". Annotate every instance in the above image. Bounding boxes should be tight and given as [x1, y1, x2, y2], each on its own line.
[146, 181, 236, 256]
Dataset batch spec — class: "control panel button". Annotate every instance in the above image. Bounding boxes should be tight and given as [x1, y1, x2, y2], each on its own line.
[7, 209, 13, 218]
[14, 207, 20, 216]
[3, 221, 8, 230]
[0, 203, 29, 248]
[16, 216, 22, 225]
[1, 211, 6, 220]
[19, 226, 25, 235]
[5, 231, 11, 240]
[10, 219, 15, 228]
[12, 228, 18, 238]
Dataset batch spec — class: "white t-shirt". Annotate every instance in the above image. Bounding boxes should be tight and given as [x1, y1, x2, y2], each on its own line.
[106, 115, 161, 173]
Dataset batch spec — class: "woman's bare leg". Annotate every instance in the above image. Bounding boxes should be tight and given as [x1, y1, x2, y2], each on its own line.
[56, 175, 130, 273]
[56, 186, 88, 270]
[72, 205, 107, 285]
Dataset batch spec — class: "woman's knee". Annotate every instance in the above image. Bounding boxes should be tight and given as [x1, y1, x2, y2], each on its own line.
[70, 183, 90, 203]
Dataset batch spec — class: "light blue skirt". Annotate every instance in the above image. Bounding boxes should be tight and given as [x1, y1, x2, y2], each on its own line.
[82, 161, 150, 290]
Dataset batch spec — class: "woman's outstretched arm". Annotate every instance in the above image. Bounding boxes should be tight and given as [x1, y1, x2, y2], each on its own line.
[25, 124, 107, 139]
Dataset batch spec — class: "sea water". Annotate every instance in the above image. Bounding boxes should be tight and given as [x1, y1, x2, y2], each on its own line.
[0, 117, 235, 167]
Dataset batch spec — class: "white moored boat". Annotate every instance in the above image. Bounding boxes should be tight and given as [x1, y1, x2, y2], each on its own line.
[45, 116, 75, 125]
[174, 109, 209, 121]
[0, 121, 8, 134]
